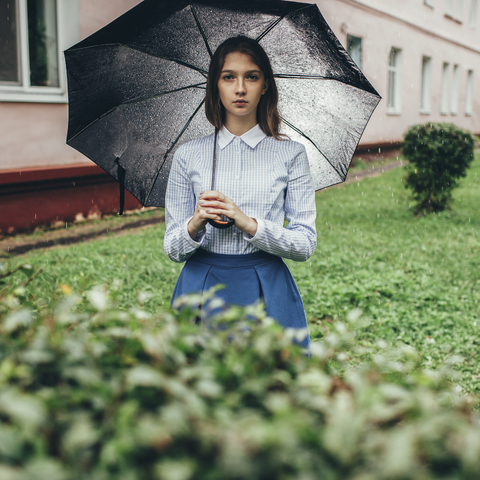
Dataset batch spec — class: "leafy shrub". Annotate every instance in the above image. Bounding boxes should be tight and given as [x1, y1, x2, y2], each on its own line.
[402, 122, 475, 214]
[1, 267, 480, 479]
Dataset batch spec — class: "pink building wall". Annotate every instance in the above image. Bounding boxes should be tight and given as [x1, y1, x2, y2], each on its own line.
[1, 0, 478, 173]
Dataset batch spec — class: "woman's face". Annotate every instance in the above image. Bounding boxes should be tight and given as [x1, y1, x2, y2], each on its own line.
[217, 51, 268, 126]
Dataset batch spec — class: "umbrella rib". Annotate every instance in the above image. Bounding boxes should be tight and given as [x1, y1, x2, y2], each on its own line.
[144, 98, 206, 206]
[190, 5, 213, 59]
[255, 4, 316, 43]
[255, 16, 285, 43]
[281, 116, 347, 181]
[68, 82, 207, 143]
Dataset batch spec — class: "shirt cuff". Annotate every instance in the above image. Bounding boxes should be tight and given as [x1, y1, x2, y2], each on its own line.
[243, 218, 264, 243]
[183, 217, 206, 248]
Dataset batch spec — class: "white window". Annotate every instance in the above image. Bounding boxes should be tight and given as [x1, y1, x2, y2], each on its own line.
[465, 69, 474, 115]
[450, 64, 460, 114]
[0, 0, 79, 103]
[424, 0, 435, 7]
[387, 47, 402, 114]
[470, 0, 478, 27]
[440, 62, 450, 114]
[446, 0, 464, 21]
[420, 56, 432, 113]
[346, 34, 362, 70]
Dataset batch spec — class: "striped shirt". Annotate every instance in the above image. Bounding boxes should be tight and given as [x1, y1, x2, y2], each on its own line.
[164, 124, 317, 263]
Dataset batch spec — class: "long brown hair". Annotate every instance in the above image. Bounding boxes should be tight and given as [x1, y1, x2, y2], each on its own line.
[205, 36, 283, 139]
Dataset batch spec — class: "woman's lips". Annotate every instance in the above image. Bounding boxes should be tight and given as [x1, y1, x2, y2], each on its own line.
[234, 100, 247, 105]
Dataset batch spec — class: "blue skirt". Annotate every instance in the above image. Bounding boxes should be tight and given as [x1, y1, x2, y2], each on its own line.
[171, 249, 310, 347]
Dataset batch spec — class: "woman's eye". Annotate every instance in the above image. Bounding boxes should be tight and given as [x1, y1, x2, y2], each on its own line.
[248, 75, 258, 80]
[223, 75, 233, 80]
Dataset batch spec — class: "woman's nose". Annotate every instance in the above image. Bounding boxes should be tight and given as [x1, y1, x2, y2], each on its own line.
[235, 80, 246, 94]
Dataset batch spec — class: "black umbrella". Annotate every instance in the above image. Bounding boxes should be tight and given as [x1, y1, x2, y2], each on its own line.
[65, 0, 380, 213]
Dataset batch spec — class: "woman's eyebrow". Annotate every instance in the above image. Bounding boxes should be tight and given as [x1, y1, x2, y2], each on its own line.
[220, 69, 262, 74]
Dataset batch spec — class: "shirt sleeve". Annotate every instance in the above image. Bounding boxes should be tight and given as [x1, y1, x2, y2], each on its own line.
[163, 147, 205, 263]
[244, 143, 317, 262]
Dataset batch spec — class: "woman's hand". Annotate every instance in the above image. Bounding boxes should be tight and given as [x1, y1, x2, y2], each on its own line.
[187, 190, 257, 239]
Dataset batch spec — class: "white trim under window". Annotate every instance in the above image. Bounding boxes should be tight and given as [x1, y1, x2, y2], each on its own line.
[424, 0, 435, 7]
[465, 69, 474, 115]
[387, 47, 402, 115]
[450, 64, 460, 114]
[0, 0, 79, 103]
[420, 56, 432, 113]
[440, 62, 450, 114]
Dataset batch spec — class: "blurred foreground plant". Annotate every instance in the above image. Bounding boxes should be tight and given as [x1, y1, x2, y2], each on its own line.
[0, 268, 480, 480]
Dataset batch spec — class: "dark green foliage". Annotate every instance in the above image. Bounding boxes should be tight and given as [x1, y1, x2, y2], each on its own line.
[402, 123, 475, 214]
[1, 269, 480, 480]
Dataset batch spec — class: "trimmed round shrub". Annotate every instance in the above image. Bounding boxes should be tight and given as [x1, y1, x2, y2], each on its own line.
[402, 122, 475, 214]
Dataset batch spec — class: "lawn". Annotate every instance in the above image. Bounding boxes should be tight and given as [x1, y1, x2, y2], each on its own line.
[5, 155, 480, 395]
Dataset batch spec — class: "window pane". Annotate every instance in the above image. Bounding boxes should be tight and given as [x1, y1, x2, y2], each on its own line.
[451, 64, 460, 114]
[455, 0, 464, 21]
[27, 0, 59, 87]
[441, 62, 450, 114]
[470, 0, 478, 27]
[465, 70, 474, 114]
[0, 1, 20, 84]
[446, 0, 454, 15]
[420, 56, 431, 111]
[347, 35, 362, 70]
[388, 70, 396, 108]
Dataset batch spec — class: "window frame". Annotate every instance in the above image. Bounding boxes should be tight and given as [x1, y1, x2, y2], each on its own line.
[387, 47, 402, 115]
[0, 0, 79, 103]
[420, 56, 432, 114]
[424, 0, 435, 8]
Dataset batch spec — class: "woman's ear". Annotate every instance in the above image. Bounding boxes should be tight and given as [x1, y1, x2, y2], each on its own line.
[262, 79, 268, 95]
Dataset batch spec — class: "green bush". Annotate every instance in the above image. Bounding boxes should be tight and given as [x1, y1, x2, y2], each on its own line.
[402, 123, 475, 214]
[1, 267, 480, 480]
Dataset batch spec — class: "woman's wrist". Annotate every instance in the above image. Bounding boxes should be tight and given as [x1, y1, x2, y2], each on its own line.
[187, 217, 205, 240]
[236, 215, 257, 237]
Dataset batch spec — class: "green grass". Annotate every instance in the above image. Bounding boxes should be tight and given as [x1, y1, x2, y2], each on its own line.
[289, 155, 480, 394]
[4, 155, 480, 395]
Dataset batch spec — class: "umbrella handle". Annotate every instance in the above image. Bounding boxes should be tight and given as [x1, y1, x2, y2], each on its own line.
[207, 218, 235, 229]
[208, 129, 235, 230]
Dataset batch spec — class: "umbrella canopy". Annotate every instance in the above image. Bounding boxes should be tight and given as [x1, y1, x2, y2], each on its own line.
[65, 0, 381, 208]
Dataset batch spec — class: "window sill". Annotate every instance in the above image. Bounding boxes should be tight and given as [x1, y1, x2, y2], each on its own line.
[420, 109, 431, 115]
[444, 13, 463, 24]
[0, 90, 68, 104]
[465, 112, 473, 117]
[387, 109, 402, 116]
[440, 111, 449, 115]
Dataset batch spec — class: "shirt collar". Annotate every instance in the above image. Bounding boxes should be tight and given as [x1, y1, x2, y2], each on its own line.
[217, 124, 266, 150]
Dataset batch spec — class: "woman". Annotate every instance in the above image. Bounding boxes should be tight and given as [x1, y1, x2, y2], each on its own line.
[164, 36, 316, 347]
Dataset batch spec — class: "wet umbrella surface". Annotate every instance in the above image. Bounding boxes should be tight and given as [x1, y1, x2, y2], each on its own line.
[65, 0, 381, 208]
